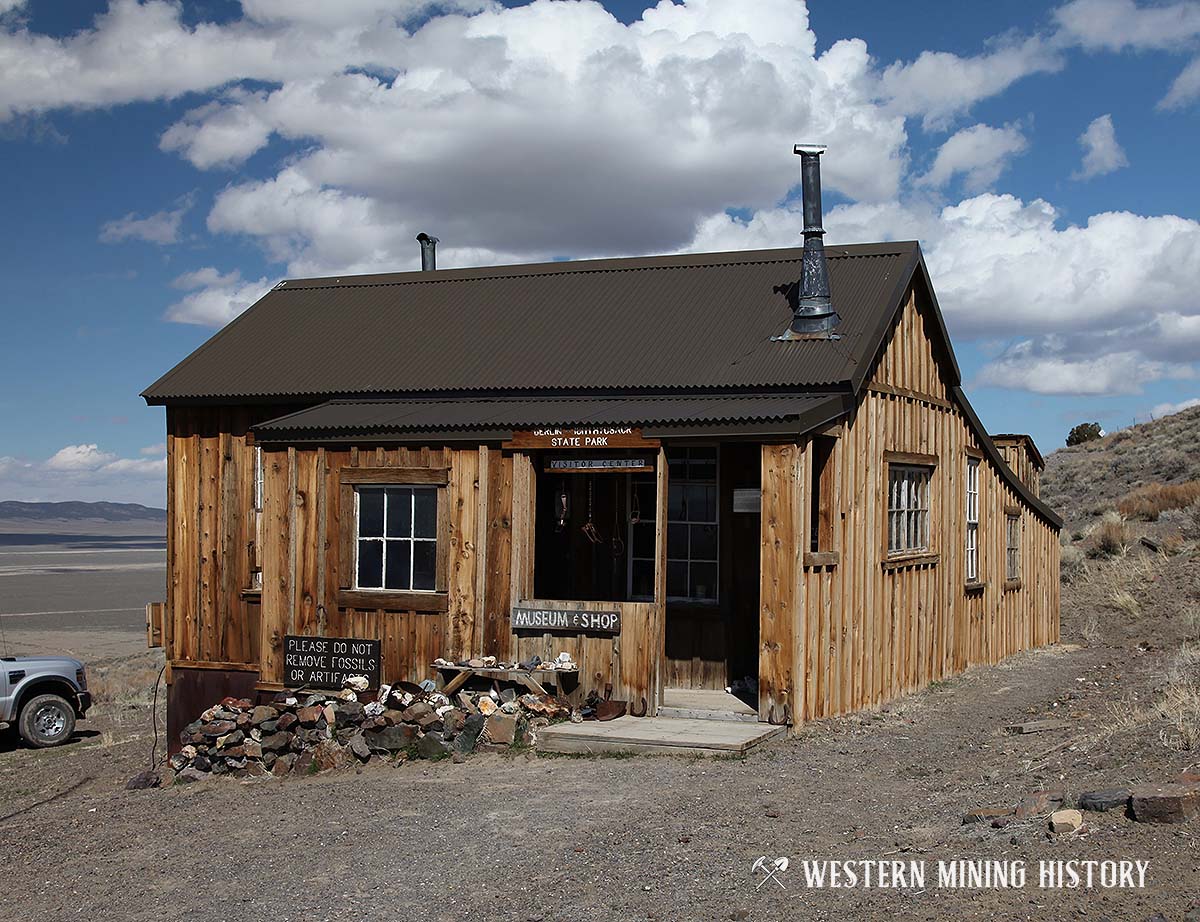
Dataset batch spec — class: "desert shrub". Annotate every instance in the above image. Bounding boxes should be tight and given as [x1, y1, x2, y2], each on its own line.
[1185, 607, 1200, 642]
[1159, 448, 1190, 478]
[1117, 480, 1200, 521]
[1060, 545, 1088, 584]
[1158, 645, 1200, 752]
[1081, 613, 1101, 645]
[1107, 588, 1140, 617]
[1067, 422, 1103, 446]
[1090, 512, 1134, 557]
[1186, 497, 1200, 539]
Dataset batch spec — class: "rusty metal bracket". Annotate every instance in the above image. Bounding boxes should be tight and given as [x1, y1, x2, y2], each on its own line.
[629, 696, 648, 717]
[766, 703, 792, 726]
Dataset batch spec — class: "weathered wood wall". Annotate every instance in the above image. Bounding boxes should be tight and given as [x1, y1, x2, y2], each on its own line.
[758, 288, 1060, 726]
[993, 438, 1042, 498]
[164, 406, 267, 668]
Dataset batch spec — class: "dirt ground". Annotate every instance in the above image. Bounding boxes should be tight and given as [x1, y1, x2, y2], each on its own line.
[3, 550, 1198, 922]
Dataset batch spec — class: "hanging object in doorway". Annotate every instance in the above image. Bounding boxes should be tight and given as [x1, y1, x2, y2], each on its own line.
[582, 476, 603, 544]
[555, 479, 570, 532]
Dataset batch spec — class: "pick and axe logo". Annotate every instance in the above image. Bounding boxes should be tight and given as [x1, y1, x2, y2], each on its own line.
[752, 856, 789, 889]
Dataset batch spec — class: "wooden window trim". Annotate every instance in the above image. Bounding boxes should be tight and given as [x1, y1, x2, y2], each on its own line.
[964, 446, 985, 460]
[1004, 578, 1023, 592]
[804, 550, 840, 568]
[340, 467, 449, 486]
[338, 470, 450, 594]
[884, 450, 939, 467]
[337, 588, 449, 612]
[964, 580, 986, 592]
[882, 552, 939, 571]
[1004, 504, 1022, 516]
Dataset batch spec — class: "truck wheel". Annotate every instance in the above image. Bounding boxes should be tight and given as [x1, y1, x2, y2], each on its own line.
[18, 694, 76, 748]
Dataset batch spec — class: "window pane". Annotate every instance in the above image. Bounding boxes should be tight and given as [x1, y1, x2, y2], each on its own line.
[385, 540, 411, 591]
[690, 562, 717, 600]
[359, 490, 384, 537]
[632, 481, 656, 523]
[358, 540, 383, 587]
[632, 522, 655, 558]
[667, 561, 687, 597]
[667, 483, 685, 520]
[631, 560, 655, 598]
[413, 488, 437, 538]
[685, 484, 716, 521]
[385, 487, 412, 537]
[668, 523, 688, 558]
[691, 523, 717, 560]
[689, 456, 717, 482]
[413, 541, 436, 590]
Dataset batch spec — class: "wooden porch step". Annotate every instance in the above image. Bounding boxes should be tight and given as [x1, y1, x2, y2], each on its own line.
[659, 687, 760, 722]
[537, 716, 783, 757]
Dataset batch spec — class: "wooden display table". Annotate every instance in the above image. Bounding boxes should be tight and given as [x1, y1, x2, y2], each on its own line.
[430, 663, 579, 697]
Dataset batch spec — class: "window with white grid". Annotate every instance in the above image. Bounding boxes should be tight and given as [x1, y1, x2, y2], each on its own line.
[966, 458, 980, 581]
[888, 464, 931, 554]
[1006, 513, 1021, 581]
[253, 446, 264, 512]
[354, 486, 438, 591]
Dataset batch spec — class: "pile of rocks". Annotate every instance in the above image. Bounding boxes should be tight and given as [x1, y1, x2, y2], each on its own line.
[170, 679, 572, 783]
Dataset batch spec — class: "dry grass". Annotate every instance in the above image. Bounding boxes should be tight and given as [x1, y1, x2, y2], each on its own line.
[1117, 480, 1200, 521]
[1060, 544, 1089, 584]
[1107, 588, 1141, 617]
[1158, 645, 1200, 752]
[88, 651, 165, 707]
[1090, 512, 1135, 558]
[1185, 606, 1200, 642]
[1080, 613, 1102, 645]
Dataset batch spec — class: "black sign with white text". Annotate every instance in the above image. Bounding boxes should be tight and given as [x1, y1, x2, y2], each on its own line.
[511, 606, 622, 635]
[284, 635, 381, 689]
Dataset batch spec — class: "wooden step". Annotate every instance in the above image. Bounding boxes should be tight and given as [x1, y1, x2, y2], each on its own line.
[657, 705, 761, 723]
[537, 716, 783, 757]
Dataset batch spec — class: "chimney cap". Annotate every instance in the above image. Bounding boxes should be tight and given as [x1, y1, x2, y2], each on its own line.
[416, 232, 439, 243]
[793, 143, 827, 156]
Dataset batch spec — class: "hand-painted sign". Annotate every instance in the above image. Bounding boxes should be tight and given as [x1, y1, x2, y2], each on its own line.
[544, 456, 653, 473]
[505, 427, 660, 450]
[511, 606, 622, 635]
[284, 635, 381, 689]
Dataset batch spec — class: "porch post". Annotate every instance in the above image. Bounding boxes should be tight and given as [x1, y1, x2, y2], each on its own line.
[652, 445, 668, 712]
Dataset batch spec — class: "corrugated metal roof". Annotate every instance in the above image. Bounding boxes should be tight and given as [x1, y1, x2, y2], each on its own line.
[142, 242, 920, 402]
[253, 393, 848, 441]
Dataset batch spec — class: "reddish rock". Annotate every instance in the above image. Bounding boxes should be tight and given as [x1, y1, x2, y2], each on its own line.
[242, 740, 263, 760]
[276, 712, 298, 731]
[312, 739, 352, 772]
[400, 702, 433, 723]
[484, 713, 517, 745]
[199, 720, 236, 738]
[1130, 783, 1200, 824]
[249, 705, 278, 725]
[1016, 789, 1066, 819]
[296, 706, 322, 726]
[962, 807, 1014, 826]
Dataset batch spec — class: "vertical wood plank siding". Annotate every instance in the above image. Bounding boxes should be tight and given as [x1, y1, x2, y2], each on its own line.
[758, 288, 1060, 728]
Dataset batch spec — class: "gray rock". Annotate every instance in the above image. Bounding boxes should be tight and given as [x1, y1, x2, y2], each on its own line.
[1078, 789, 1131, 812]
[333, 699, 365, 727]
[249, 705, 278, 725]
[174, 767, 211, 784]
[453, 714, 486, 753]
[125, 770, 161, 790]
[364, 724, 418, 753]
[260, 731, 294, 753]
[348, 732, 372, 762]
[417, 731, 451, 760]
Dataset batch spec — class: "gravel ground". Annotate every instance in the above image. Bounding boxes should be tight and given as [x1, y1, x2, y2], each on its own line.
[2, 626, 1197, 922]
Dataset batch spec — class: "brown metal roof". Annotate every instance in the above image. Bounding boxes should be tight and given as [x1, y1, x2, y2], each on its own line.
[252, 393, 850, 442]
[142, 242, 921, 403]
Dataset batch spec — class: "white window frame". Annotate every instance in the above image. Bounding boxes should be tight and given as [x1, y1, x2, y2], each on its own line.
[966, 458, 980, 582]
[627, 447, 719, 603]
[1005, 512, 1021, 582]
[353, 485, 439, 592]
[253, 445, 265, 512]
[888, 464, 931, 555]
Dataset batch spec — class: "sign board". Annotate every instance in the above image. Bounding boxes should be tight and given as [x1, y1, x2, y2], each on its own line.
[733, 488, 761, 513]
[284, 635, 381, 689]
[505, 427, 660, 450]
[511, 605, 622, 635]
[545, 456, 653, 474]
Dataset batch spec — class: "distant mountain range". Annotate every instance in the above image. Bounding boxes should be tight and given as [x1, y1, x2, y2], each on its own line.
[0, 500, 167, 522]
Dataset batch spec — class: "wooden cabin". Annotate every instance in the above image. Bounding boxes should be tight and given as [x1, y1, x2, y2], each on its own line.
[143, 229, 1061, 741]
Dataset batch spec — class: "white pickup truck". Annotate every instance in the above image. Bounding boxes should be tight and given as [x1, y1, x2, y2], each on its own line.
[0, 655, 91, 747]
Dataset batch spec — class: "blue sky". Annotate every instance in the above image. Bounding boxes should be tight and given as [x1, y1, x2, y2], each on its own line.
[1, 0, 1199, 505]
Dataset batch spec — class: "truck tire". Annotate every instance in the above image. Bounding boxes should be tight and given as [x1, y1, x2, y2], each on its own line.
[18, 693, 76, 748]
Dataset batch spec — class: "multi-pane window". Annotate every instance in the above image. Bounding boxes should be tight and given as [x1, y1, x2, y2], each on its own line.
[966, 458, 980, 581]
[887, 464, 931, 554]
[1006, 513, 1021, 581]
[355, 486, 438, 591]
[629, 447, 718, 602]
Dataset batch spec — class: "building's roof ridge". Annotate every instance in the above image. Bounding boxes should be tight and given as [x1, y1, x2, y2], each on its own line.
[275, 241, 919, 292]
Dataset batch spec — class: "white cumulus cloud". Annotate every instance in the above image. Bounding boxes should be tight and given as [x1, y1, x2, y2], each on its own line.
[1, 443, 167, 504]
[99, 195, 192, 244]
[918, 123, 1028, 191]
[1073, 114, 1128, 179]
[166, 267, 274, 326]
